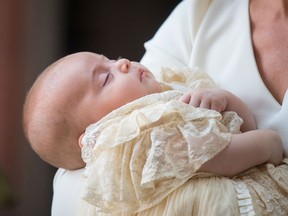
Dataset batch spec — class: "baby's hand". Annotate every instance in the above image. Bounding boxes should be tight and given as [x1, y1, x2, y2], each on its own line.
[179, 89, 229, 112]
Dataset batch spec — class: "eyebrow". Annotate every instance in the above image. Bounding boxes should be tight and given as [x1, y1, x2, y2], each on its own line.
[90, 57, 110, 89]
[91, 64, 102, 89]
[90, 72, 105, 96]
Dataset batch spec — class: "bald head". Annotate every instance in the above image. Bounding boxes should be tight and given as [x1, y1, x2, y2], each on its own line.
[23, 51, 157, 169]
[23, 56, 87, 169]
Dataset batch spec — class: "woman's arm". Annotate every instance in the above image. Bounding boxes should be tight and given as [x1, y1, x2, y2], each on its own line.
[198, 129, 283, 177]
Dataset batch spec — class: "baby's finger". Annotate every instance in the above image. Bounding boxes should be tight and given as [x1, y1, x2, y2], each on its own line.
[210, 102, 223, 112]
[179, 93, 191, 104]
[187, 95, 201, 107]
[199, 99, 211, 109]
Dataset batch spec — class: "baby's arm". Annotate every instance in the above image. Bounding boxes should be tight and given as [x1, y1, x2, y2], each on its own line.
[198, 129, 283, 176]
[180, 88, 283, 176]
[180, 88, 256, 132]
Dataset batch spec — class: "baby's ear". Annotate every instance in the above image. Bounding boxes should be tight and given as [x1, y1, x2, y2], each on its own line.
[78, 133, 85, 148]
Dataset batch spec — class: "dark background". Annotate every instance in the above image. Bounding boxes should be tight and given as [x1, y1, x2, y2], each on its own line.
[65, 0, 181, 60]
[0, 0, 181, 216]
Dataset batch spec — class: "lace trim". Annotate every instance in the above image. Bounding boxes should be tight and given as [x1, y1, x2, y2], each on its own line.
[79, 67, 244, 214]
[241, 160, 288, 215]
[233, 179, 256, 216]
[81, 90, 183, 166]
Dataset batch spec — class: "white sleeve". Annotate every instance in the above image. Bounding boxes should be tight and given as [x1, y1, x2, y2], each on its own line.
[140, 0, 211, 78]
[51, 168, 85, 216]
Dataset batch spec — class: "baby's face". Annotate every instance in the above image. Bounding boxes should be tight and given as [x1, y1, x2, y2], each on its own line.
[55, 52, 161, 124]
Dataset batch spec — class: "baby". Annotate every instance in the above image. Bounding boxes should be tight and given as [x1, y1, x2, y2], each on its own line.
[23, 52, 162, 169]
[23, 51, 282, 171]
[23, 52, 287, 215]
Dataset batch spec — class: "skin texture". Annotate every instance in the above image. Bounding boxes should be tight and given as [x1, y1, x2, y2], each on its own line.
[72, 53, 162, 123]
[23, 52, 162, 169]
[250, 0, 288, 104]
[180, 88, 256, 132]
[181, 89, 283, 176]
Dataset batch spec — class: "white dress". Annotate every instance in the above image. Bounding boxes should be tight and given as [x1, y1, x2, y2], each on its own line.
[52, 1, 288, 215]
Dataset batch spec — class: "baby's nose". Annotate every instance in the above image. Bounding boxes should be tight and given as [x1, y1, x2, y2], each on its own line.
[116, 58, 131, 73]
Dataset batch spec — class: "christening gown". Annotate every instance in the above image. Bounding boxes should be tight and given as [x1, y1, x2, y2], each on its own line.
[78, 68, 288, 216]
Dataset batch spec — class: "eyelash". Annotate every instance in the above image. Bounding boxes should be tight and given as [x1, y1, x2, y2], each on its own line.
[103, 73, 110, 86]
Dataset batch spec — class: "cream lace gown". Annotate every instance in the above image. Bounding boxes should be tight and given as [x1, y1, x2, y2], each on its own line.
[78, 68, 288, 216]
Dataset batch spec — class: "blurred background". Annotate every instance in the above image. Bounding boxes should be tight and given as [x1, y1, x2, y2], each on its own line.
[0, 0, 181, 215]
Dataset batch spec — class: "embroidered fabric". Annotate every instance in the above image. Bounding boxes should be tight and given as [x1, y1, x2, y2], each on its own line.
[233, 179, 256, 216]
[79, 68, 288, 215]
[237, 159, 288, 215]
[81, 96, 242, 213]
[80, 67, 243, 214]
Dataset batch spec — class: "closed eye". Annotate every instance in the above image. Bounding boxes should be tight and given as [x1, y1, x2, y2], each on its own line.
[103, 73, 111, 86]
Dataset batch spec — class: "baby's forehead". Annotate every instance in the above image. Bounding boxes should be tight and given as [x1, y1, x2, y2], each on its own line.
[38, 52, 110, 96]
[34, 59, 83, 100]
[52, 52, 109, 76]
[62, 52, 109, 65]
[47, 53, 94, 78]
